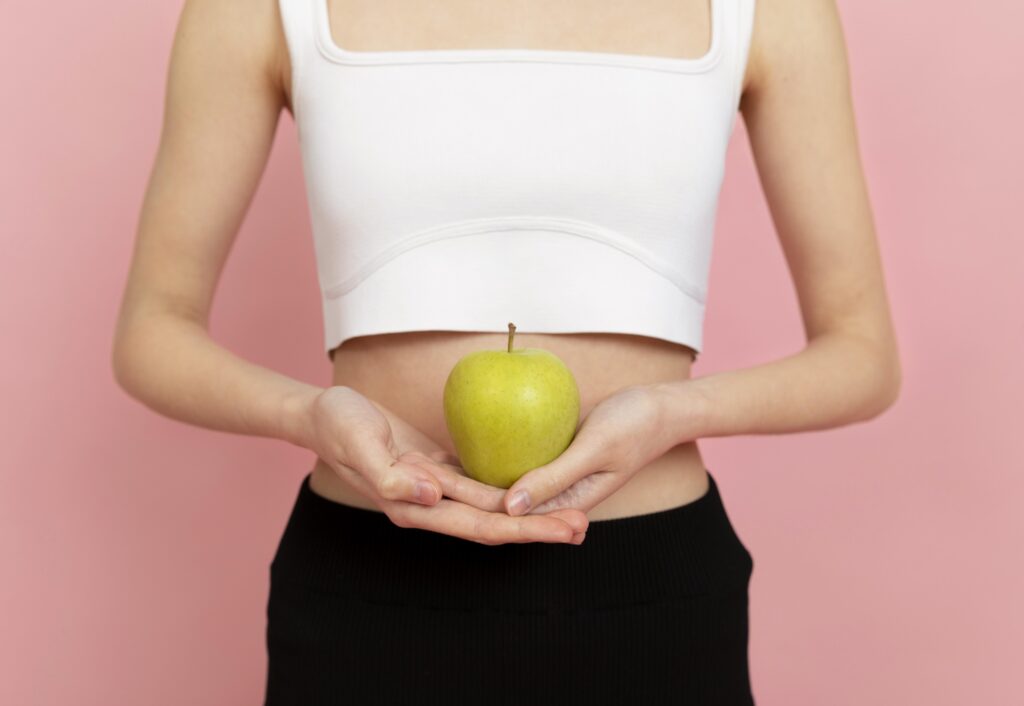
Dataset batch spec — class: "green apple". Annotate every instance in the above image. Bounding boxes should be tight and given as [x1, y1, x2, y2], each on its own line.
[443, 322, 580, 489]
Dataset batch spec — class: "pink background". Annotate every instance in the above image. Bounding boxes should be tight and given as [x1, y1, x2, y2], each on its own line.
[3, 1, 1022, 703]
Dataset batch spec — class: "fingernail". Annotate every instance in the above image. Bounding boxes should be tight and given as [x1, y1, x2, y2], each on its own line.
[571, 532, 586, 546]
[415, 481, 437, 504]
[508, 490, 530, 516]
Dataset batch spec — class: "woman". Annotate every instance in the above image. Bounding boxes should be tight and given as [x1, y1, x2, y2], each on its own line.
[112, 0, 901, 703]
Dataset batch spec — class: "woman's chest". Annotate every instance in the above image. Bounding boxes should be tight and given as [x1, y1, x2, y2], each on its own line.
[281, 0, 717, 115]
[324, 0, 713, 57]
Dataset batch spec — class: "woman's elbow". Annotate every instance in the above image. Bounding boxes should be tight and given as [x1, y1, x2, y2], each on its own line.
[863, 342, 902, 419]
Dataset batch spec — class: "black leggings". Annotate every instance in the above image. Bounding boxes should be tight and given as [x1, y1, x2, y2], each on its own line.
[264, 469, 755, 705]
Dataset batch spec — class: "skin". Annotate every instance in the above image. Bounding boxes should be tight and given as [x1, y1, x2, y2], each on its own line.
[112, 0, 901, 545]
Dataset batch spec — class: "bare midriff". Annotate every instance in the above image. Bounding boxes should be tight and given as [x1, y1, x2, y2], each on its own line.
[309, 331, 709, 520]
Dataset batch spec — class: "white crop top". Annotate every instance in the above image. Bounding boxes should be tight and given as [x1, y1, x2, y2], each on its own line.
[277, 0, 757, 361]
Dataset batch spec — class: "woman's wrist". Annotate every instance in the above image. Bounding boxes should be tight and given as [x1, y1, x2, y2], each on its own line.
[279, 382, 327, 450]
[649, 333, 901, 444]
[648, 379, 714, 445]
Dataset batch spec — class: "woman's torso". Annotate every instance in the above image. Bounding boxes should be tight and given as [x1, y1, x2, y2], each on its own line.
[284, 0, 723, 519]
[314, 332, 707, 520]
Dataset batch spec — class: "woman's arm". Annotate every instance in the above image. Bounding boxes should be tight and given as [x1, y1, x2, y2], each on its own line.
[112, 0, 473, 468]
[499, 0, 901, 517]
[655, 0, 901, 439]
[111, 0, 457, 467]
[111, 0, 586, 543]
[111, 0, 315, 446]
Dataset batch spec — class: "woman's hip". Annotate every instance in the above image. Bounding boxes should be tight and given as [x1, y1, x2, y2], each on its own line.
[264, 469, 755, 705]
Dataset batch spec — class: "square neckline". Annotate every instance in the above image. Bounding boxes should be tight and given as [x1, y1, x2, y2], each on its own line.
[312, 0, 725, 73]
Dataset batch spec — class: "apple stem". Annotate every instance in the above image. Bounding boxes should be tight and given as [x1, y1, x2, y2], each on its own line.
[507, 322, 516, 353]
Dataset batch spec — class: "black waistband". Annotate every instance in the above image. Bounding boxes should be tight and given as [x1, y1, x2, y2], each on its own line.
[270, 468, 752, 614]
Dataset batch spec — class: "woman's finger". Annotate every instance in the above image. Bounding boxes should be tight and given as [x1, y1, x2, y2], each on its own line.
[399, 451, 516, 512]
[540, 508, 590, 535]
[389, 498, 577, 545]
[402, 461, 591, 535]
[343, 438, 443, 506]
[432, 464, 508, 512]
[336, 461, 586, 544]
[426, 449, 462, 466]
[503, 433, 609, 516]
[399, 453, 507, 512]
[531, 471, 626, 516]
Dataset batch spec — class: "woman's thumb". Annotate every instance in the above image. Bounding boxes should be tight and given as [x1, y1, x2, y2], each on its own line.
[355, 439, 443, 505]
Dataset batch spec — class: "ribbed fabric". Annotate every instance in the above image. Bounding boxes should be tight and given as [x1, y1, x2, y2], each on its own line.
[276, 0, 759, 359]
[264, 469, 755, 705]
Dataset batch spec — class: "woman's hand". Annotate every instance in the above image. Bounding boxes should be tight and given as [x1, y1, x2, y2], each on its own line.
[306, 386, 589, 545]
[502, 384, 686, 517]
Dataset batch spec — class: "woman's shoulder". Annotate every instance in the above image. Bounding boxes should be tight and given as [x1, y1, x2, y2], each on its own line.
[741, 0, 850, 106]
[174, 0, 291, 104]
